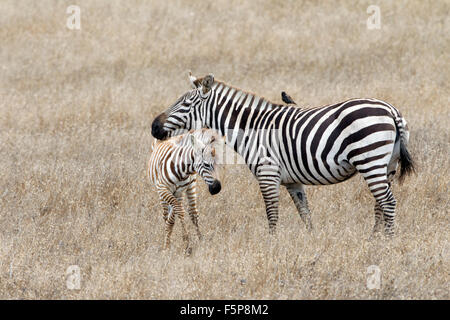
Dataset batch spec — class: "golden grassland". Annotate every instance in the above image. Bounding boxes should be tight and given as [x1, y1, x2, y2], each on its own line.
[0, 0, 448, 299]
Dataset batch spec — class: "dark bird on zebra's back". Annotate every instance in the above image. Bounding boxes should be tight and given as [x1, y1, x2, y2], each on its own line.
[281, 91, 296, 105]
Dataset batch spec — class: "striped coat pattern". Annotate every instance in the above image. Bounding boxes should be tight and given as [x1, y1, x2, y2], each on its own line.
[148, 129, 221, 251]
[151, 73, 414, 236]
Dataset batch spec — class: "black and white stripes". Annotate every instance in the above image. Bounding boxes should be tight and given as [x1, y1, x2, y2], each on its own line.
[152, 73, 414, 236]
[148, 129, 222, 251]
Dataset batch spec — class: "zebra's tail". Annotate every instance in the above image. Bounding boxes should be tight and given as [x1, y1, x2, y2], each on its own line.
[394, 116, 415, 184]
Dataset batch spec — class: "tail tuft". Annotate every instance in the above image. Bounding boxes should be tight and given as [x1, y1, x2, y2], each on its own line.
[398, 132, 415, 184]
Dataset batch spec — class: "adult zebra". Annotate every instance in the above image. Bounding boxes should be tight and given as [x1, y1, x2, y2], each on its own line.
[152, 73, 414, 236]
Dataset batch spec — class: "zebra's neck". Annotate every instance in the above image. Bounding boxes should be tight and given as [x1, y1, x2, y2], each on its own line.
[203, 82, 284, 158]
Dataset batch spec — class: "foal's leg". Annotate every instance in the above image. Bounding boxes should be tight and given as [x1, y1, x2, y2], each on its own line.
[174, 193, 190, 253]
[158, 189, 189, 250]
[186, 178, 202, 240]
[160, 200, 171, 222]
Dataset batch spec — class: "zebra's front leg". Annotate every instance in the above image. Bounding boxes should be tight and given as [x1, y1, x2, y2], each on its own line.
[158, 190, 189, 251]
[372, 202, 384, 234]
[285, 184, 313, 231]
[257, 166, 281, 234]
[186, 179, 202, 240]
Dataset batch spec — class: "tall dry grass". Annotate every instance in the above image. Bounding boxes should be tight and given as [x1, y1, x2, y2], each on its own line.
[0, 0, 448, 299]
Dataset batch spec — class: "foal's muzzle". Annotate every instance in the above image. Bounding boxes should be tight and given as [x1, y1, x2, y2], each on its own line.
[208, 180, 222, 195]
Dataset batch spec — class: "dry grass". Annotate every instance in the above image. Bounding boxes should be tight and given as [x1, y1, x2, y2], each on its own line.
[0, 0, 449, 299]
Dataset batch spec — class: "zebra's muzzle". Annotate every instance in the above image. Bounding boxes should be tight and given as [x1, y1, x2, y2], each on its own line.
[151, 114, 168, 140]
[208, 180, 221, 195]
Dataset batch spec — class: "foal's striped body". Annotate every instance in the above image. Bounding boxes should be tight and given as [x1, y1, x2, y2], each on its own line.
[148, 129, 221, 251]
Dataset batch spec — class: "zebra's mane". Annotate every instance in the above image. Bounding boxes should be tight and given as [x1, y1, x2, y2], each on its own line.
[212, 80, 285, 108]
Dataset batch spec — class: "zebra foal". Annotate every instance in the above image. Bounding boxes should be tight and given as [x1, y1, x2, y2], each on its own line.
[148, 129, 222, 251]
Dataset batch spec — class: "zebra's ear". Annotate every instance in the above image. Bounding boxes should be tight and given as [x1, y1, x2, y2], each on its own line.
[201, 74, 214, 94]
[188, 71, 198, 89]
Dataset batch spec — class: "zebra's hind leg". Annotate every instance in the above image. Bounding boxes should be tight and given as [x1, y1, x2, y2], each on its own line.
[158, 190, 190, 251]
[175, 194, 191, 254]
[161, 198, 176, 249]
[285, 184, 313, 231]
[186, 178, 202, 240]
[256, 165, 281, 234]
[160, 200, 170, 222]
[380, 188, 397, 236]
[359, 166, 397, 236]
[157, 190, 175, 249]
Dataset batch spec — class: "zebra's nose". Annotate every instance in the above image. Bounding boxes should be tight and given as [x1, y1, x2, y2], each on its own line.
[151, 114, 168, 140]
[208, 180, 221, 195]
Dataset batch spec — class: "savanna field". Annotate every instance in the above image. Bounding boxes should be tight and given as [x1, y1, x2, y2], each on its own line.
[0, 1, 448, 299]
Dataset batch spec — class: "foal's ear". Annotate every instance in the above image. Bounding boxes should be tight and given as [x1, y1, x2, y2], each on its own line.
[190, 134, 205, 151]
[190, 134, 197, 149]
[201, 74, 214, 94]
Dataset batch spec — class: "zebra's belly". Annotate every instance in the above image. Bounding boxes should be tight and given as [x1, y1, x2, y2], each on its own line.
[280, 159, 357, 185]
[170, 175, 196, 196]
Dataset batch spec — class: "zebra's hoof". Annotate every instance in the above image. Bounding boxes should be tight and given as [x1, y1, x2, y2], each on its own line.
[384, 232, 395, 238]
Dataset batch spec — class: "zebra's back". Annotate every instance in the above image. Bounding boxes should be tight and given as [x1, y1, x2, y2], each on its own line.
[258, 98, 402, 186]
